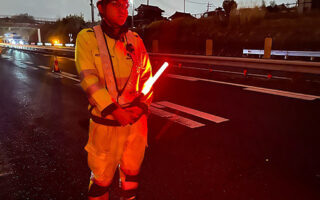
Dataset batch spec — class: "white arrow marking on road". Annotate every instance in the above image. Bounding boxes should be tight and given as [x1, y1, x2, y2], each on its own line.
[149, 106, 205, 128]
[156, 101, 229, 123]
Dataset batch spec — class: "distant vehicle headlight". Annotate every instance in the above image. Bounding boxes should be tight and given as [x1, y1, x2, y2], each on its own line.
[12, 40, 16, 45]
[19, 40, 24, 45]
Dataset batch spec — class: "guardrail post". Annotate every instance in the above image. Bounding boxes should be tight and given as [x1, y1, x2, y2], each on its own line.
[152, 40, 159, 53]
[206, 39, 213, 56]
[264, 37, 272, 59]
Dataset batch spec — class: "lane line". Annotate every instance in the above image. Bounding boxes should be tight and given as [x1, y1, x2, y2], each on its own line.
[38, 65, 80, 82]
[150, 102, 166, 109]
[38, 65, 50, 70]
[61, 71, 77, 77]
[168, 74, 246, 87]
[65, 58, 75, 62]
[157, 101, 229, 123]
[59, 73, 80, 82]
[29, 66, 38, 70]
[149, 106, 205, 128]
[167, 74, 320, 100]
[23, 61, 34, 65]
[176, 65, 291, 80]
[47, 73, 63, 79]
[0, 171, 13, 177]
[244, 87, 318, 101]
[167, 74, 199, 81]
[1, 55, 12, 59]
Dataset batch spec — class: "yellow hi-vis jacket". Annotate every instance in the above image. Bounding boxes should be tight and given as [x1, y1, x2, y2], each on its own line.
[75, 25, 153, 121]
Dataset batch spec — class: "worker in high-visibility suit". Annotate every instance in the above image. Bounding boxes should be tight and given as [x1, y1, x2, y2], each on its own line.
[75, 0, 153, 199]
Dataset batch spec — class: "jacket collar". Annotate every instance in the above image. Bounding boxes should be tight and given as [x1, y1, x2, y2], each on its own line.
[100, 20, 128, 40]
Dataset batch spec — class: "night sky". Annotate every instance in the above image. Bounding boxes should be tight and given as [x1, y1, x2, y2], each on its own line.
[0, 0, 297, 21]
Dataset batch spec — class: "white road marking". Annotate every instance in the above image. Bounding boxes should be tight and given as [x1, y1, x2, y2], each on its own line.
[168, 74, 246, 87]
[38, 65, 50, 70]
[60, 73, 80, 82]
[176, 65, 291, 80]
[244, 87, 318, 101]
[1, 55, 11, 59]
[149, 106, 205, 128]
[157, 101, 229, 123]
[0, 171, 13, 177]
[150, 102, 166, 109]
[167, 74, 199, 81]
[47, 72, 63, 79]
[38, 65, 79, 82]
[29, 66, 38, 70]
[167, 74, 320, 100]
[23, 61, 34, 65]
[65, 58, 75, 62]
[0, 142, 14, 178]
[61, 71, 77, 77]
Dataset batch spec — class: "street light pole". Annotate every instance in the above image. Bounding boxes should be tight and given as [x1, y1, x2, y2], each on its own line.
[131, 0, 134, 28]
[90, 0, 94, 23]
[184, 0, 186, 13]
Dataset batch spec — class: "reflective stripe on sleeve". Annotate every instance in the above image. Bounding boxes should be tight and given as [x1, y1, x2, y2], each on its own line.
[79, 69, 99, 81]
[86, 82, 104, 96]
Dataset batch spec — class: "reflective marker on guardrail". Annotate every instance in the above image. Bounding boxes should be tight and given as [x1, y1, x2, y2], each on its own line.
[37, 43, 43, 46]
[45, 43, 52, 46]
[65, 44, 75, 47]
[243, 49, 320, 60]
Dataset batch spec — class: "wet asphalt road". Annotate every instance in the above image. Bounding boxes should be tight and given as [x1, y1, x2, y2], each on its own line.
[0, 49, 320, 200]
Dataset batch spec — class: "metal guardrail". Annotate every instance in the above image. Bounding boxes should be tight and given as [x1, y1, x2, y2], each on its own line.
[243, 49, 320, 61]
[0, 43, 74, 57]
[1, 43, 320, 75]
[149, 53, 320, 75]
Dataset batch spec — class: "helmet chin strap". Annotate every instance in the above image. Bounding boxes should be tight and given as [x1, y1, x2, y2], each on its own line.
[100, 17, 128, 40]
[102, 17, 121, 30]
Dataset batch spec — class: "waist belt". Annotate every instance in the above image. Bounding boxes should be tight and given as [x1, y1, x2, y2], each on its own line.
[89, 105, 121, 126]
[91, 114, 121, 126]
[89, 102, 147, 127]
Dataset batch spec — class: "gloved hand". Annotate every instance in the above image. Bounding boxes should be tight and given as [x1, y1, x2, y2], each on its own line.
[112, 107, 135, 126]
[125, 106, 144, 122]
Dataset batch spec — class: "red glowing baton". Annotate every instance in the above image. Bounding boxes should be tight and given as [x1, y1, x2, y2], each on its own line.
[130, 62, 169, 106]
[141, 62, 169, 95]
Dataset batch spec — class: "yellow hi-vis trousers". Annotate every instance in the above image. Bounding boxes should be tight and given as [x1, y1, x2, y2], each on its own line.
[85, 115, 148, 186]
